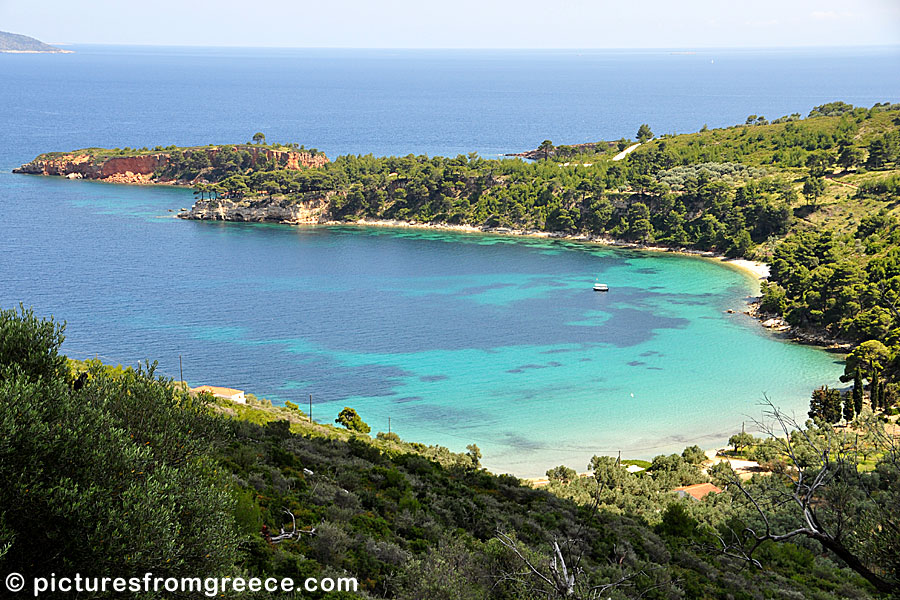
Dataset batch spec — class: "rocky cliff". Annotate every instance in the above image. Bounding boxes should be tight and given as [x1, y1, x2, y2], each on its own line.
[13, 146, 329, 185]
[13, 153, 169, 183]
[243, 147, 328, 170]
[177, 195, 332, 224]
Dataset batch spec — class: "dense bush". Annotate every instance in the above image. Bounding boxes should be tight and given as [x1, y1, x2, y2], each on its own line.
[0, 315, 240, 584]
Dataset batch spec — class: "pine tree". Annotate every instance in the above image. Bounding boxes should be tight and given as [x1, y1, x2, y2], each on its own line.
[810, 386, 843, 424]
[870, 371, 880, 412]
[825, 387, 842, 424]
[853, 368, 864, 415]
[842, 391, 855, 423]
[828, 389, 841, 423]
[809, 386, 827, 420]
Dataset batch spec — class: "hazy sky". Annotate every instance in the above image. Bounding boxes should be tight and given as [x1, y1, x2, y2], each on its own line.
[2, 0, 899, 48]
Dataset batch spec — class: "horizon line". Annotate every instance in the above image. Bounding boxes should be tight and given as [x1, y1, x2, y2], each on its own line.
[45, 42, 900, 51]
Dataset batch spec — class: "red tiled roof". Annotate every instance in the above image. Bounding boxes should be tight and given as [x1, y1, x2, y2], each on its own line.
[673, 483, 722, 501]
[192, 385, 244, 397]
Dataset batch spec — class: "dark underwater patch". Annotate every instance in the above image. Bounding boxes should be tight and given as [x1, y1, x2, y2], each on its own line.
[419, 374, 448, 382]
[393, 396, 423, 403]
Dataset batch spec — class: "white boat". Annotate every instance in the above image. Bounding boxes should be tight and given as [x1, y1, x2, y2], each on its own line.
[593, 282, 609, 292]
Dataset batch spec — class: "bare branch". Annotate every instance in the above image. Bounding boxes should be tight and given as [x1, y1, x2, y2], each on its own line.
[714, 398, 895, 593]
[266, 509, 317, 543]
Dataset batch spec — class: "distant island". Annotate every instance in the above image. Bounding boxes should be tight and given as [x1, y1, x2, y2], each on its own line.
[0, 30, 71, 53]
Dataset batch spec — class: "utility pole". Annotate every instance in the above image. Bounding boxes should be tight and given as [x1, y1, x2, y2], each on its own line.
[309, 394, 313, 423]
[388, 417, 391, 435]
[179, 355, 184, 386]
[617, 450, 621, 467]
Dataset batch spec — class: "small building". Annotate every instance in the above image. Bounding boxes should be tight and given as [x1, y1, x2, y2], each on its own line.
[192, 385, 246, 404]
[673, 483, 722, 501]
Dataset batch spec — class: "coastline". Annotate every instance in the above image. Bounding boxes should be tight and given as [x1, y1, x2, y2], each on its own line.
[170, 213, 842, 479]
[183, 212, 851, 350]
[319, 217, 771, 283]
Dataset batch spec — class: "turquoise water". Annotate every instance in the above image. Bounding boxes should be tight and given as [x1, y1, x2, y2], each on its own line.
[0, 176, 844, 475]
[1, 45, 875, 475]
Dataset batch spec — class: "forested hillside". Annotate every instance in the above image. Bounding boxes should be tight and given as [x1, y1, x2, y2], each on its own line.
[179, 101, 899, 256]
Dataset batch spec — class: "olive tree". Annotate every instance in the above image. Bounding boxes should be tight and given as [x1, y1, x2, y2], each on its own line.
[0, 308, 241, 581]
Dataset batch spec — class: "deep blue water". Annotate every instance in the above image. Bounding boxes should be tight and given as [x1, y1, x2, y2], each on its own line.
[1, 46, 896, 474]
[2, 45, 899, 167]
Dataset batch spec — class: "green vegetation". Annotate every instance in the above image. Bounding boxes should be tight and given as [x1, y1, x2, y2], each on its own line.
[176, 102, 896, 252]
[3, 307, 899, 598]
[636, 123, 653, 143]
[335, 406, 371, 433]
[0, 306, 240, 588]
[30, 140, 322, 168]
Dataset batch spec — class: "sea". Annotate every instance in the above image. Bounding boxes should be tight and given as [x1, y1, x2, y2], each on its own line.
[2, 45, 898, 475]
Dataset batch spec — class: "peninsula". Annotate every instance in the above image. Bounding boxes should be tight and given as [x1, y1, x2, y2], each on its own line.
[14, 143, 328, 184]
[0, 30, 71, 53]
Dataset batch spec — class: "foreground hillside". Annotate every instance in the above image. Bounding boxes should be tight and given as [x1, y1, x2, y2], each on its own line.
[1, 306, 898, 598]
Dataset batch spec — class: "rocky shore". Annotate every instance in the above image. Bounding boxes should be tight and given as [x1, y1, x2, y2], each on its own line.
[744, 300, 852, 350]
[177, 195, 332, 223]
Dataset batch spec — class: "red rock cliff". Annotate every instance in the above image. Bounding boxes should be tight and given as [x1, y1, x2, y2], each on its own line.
[13, 145, 329, 184]
[13, 153, 169, 183]
[246, 147, 329, 170]
[99, 155, 169, 178]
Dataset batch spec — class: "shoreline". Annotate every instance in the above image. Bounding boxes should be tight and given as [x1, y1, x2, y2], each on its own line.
[306, 220, 862, 350]
[175, 216, 845, 478]
[181, 211, 849, 350]
[319, 217, 771, 282]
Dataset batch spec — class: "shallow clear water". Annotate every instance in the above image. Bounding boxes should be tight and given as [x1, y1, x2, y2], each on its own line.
[2, 45, 888, 475]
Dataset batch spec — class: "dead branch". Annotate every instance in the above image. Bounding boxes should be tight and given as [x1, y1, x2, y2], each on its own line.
[713, 397, 895, 593]
[265, 509, 317, 544]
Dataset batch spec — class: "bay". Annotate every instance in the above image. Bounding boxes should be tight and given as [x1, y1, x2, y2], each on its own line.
[2, 45, 891, 474]
[0, 176, 845, 474]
